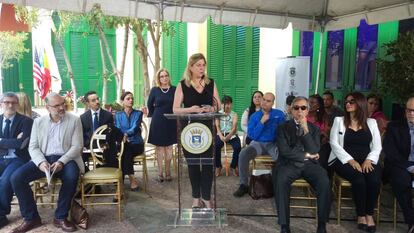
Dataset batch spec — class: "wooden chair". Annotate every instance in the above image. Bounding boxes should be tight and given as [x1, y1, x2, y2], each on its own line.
[290, 179, 318, 220]
[252, 155, 275, 170]
[334, 175, 381, 225]
[81, 124, 125, 221]
[133, 121, 150, 192]
[33, 177, 62, 208]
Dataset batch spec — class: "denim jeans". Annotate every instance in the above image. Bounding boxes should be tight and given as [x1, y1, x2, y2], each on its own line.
[11, 155, 79, 221]
[214, 135, 241, 169]
[0, 157, 26, 217]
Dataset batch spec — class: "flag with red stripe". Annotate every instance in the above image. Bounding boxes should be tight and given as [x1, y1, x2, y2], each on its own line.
[33, 47, 51, 99]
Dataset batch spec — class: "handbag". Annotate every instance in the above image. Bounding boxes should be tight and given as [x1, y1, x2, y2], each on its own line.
[248, 171, 274, 200]
[70, 200, 89, 230]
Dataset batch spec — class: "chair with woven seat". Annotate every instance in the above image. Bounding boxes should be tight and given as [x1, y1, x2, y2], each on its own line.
[81, 124, 124, 221]
[334, 175, 381, 225]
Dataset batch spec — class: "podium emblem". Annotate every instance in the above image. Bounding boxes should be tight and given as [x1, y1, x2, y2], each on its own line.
[181, 122, 212, 154]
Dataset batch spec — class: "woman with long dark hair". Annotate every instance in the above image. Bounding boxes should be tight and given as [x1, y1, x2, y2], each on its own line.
[115, 91, 144, 191]
[329, 92, 382, 233]
[308, 94, 331, 171]
[240, 91, 263, 145]
[366, 93, 388, 136]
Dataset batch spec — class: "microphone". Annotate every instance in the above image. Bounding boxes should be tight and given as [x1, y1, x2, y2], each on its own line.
[199, 78, 220, 113]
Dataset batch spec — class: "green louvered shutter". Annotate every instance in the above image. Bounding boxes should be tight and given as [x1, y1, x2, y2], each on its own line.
[207, 19, 260, 128]
[162, 22, 187, 85]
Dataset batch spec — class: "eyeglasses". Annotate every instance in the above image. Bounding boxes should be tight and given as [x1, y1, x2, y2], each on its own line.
[406, 108, 414, 114]
[1, 101, 18, 105]
[48, 102, 65, 108]
[293, 105, 308, 111]
[345, 99, 356, 105]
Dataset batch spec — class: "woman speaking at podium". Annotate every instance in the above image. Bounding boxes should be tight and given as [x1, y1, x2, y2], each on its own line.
[173, 53, 221, 209]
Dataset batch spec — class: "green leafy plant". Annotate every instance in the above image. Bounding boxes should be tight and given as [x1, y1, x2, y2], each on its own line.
[0, 31, 29, 69]
[377, 31, 414, 104]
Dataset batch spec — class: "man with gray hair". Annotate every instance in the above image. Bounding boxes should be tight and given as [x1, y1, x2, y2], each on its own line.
[233, 92, 285, 197]
[0, 92, 33, 230]
[274, 96, 330, 233]
[10, 92, 83, 233]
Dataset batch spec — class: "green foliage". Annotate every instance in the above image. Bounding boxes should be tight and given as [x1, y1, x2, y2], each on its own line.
[14, 6, 39, 28]
[377, 31, 414, 104]
[0, 32, 29, 69]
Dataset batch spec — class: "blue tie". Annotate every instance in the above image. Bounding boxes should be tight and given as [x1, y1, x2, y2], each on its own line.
[3, 119, 11, 138]
[93, 112, 99, 132]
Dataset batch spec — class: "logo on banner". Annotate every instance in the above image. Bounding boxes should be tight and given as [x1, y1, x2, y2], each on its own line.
[181, 123, 212, 154]
[289, 67, 296, 77]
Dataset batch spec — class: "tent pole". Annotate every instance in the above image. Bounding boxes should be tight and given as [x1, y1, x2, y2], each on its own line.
[314, 27, 324, 95]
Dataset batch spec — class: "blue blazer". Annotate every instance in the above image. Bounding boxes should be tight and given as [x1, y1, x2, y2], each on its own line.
[0, 113, 33, 161]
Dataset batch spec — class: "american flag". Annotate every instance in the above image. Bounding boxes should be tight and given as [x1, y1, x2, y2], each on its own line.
[33, 48, 51, 99]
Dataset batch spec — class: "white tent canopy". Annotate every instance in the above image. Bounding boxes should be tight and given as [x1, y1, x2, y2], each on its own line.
[2, 0, 414, 31]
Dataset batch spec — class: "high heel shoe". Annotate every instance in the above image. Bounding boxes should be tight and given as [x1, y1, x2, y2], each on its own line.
[201, 199, 213, 209]
[157, 175, 164, 183]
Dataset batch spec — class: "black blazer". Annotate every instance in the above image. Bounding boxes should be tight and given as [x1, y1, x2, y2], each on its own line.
[277, 119, 321, 167]
[383, 120, 411, 170]
[80, 108, 114, 147]
[0, 113, 33, 161]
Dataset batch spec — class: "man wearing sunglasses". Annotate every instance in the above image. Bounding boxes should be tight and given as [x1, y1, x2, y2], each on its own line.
[233, 92, 285, 197]
[274, 96, 330, 233]
[384, 96, 414, 233]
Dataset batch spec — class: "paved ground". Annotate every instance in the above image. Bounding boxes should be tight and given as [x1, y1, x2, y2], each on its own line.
[2, 159, 410, 233]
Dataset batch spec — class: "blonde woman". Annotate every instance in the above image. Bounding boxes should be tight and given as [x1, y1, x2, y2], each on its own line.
[16, 92, 40, 119]
[147, 68, 177, 182]
[173, 53, 221, 209]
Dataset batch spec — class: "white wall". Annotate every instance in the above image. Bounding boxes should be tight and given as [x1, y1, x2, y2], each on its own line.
[116, 27, 135, 93]
[258, 24, 293, 100]
[187, 22, 207, 61]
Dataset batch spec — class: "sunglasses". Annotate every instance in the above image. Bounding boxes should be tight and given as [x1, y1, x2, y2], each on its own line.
[345, 99, 356, 105]
[293, 105, 308, 111]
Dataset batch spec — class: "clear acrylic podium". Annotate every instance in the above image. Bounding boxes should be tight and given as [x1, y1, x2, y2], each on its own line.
[164, 113, 228, 228]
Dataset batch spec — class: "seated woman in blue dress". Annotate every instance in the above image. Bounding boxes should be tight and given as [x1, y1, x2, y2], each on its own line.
[115, 91, 144, 191]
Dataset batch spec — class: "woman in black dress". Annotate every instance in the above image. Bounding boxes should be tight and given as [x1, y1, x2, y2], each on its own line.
[173, 53, 221, 209]
[147, 68, 177, 182]
[329, 92, 382, 233]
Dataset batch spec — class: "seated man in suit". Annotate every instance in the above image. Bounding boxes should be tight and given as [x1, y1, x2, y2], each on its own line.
[233, 92, 285, 197]
[274, 96, 330, 233]
[80, 91, 114, 169]
[384, 96, 414, 233]
[0, 92, 33, 230]
[10, 92, 83, 233]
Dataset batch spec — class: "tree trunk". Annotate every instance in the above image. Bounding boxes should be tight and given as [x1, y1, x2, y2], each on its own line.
[55, 34, 78, 112]
[97, 25, 122, 103]
[99, 37, 108, 106]
[133, 24, 151, 98]
[147, 19, 161, 87]
[118, 22, 129, 101]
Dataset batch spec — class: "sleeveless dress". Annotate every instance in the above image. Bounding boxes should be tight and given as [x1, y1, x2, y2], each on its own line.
[147, 86, 177, 146]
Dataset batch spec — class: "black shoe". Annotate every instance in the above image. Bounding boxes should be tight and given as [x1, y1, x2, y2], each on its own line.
[408, 224, 414, 233]
[316, 222, 327, 233]
[366, 225, 376, 233]
[280, 225, 291, 233]
[357, 223, 367, 230]
[233, 184, 248, 198]
[0, 216, 8, 229]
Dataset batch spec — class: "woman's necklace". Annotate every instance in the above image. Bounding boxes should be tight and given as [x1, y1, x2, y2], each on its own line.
[160, 86, 170, 94]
